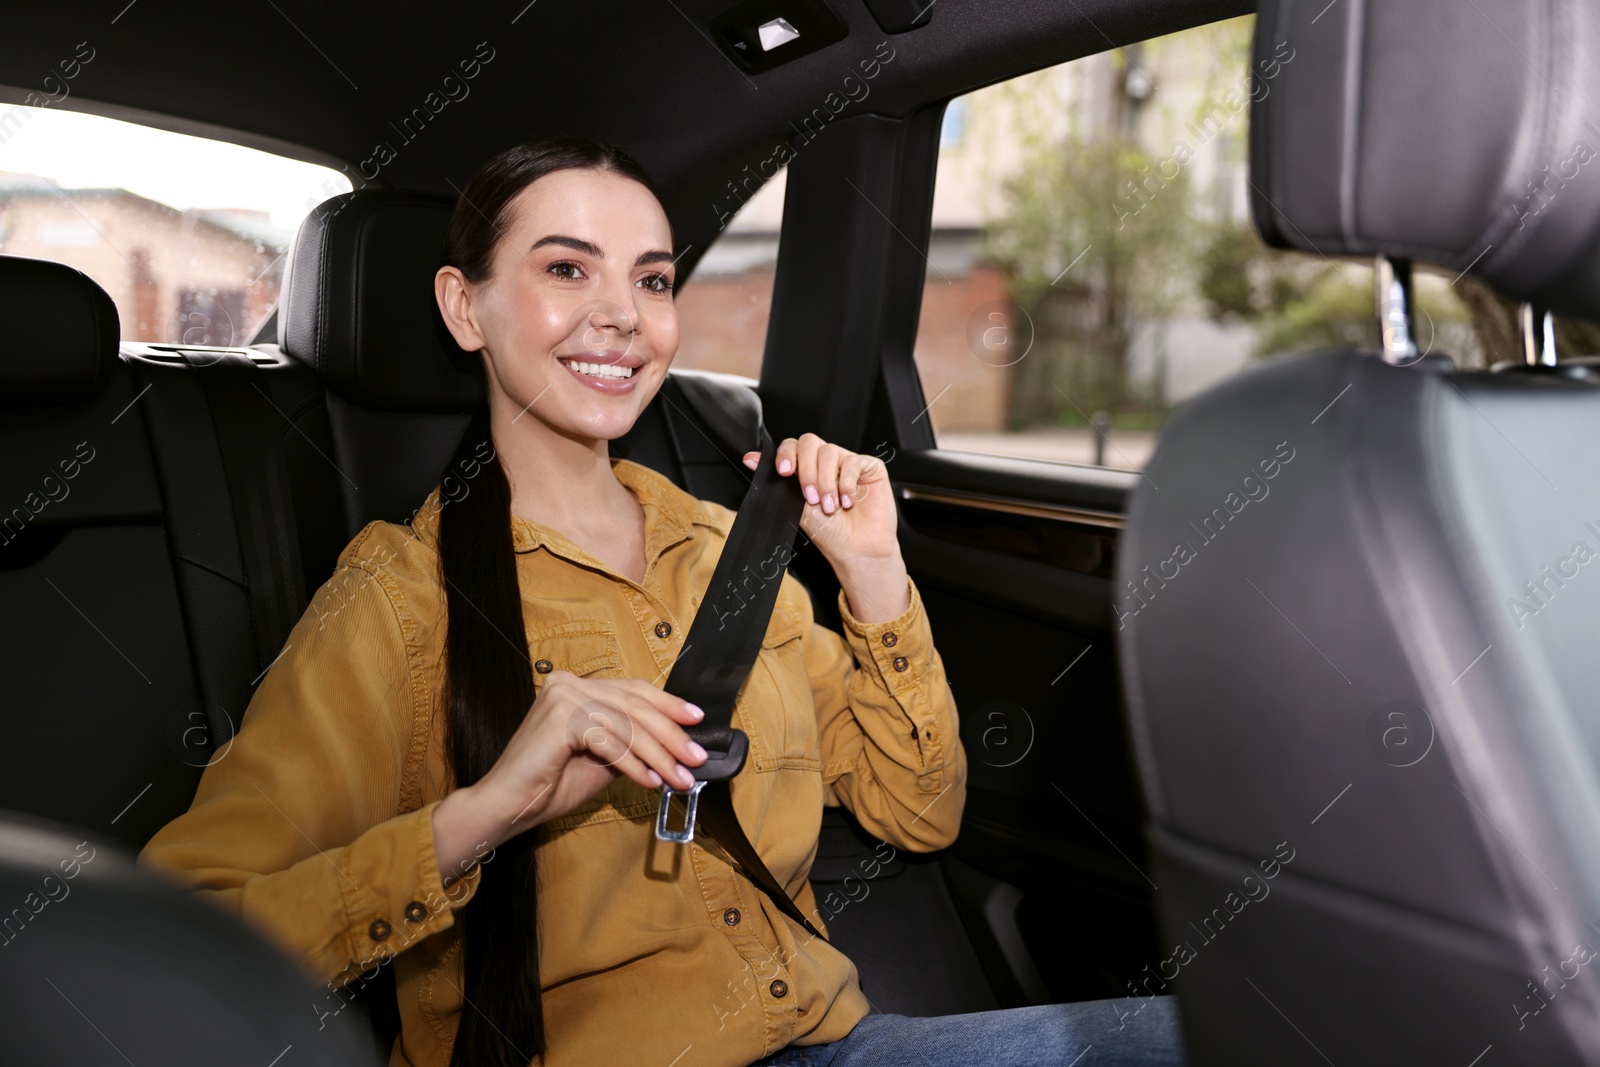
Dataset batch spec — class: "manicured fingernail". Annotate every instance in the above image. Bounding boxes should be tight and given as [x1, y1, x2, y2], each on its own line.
[778, 458, 793, 475]
[804, 484, 819, 505]
[684, 703, 704, 720]
[687, 741, 708, 762]
[841, 494, 852, 508]
[647, 769, 663, 788]
[822, 493, 836, 513]
[678, 764, 695, 787]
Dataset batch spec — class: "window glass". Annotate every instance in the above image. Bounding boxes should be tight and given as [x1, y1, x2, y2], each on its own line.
[912, 16, 1505, 470]
[672, 169, 785, 378]
[0, 104, 351, 346]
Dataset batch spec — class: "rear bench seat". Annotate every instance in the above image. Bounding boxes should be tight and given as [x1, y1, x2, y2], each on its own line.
[0, 255, 208, 848]
[0, 265, 392, 1057]
[0, 269, 365, 851]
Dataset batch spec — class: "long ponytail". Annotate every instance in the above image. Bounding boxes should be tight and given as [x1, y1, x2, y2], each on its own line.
[435, 138, 667, 1067]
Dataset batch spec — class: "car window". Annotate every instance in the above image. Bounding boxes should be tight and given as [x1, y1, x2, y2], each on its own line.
[911, 15, 1522, 471]
[0, 103, 350, 347]
[672, 168, 785, 377]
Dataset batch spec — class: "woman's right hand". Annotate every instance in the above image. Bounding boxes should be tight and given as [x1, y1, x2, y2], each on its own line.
[431, 672, 707, 884]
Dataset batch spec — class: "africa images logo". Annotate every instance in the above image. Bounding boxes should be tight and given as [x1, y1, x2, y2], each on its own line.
[1504, 521, 1600, 631]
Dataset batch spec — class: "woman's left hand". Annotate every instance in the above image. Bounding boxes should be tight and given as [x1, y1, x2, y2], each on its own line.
[742, 433, 910, 623]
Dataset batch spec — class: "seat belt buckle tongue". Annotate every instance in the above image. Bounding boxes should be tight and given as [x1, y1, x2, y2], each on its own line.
[656, 780, 707, 843]
[654, 729, 749, 843]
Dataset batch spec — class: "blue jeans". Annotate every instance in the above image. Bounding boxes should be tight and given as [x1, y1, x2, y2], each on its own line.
[750, 997, 1187, 1066]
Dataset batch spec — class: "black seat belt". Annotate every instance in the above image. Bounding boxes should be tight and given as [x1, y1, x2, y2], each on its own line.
[654, 422, 825, 942]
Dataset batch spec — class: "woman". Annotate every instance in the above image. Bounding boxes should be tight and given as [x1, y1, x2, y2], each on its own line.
[139, 138, 1185, 1067]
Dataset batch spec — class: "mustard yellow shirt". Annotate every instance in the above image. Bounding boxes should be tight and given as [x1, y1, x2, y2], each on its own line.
[138, 457, 966, 1067]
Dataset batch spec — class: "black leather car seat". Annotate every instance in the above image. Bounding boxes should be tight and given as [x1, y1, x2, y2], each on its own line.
[1116, 1, 1600, 1063]
[0, 256, 208, 849]
[0, 815, 380, 1066]
[0, 256, 383, 1065]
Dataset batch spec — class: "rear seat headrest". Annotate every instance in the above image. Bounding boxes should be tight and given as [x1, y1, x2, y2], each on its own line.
[0, 255, 119, 407]
[279, 191, 486, 412]
[1250, 0, 1600, 319]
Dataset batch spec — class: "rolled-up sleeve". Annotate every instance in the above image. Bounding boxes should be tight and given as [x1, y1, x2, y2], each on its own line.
[137, 541, 483, 987]
[808, 576, 966, 851]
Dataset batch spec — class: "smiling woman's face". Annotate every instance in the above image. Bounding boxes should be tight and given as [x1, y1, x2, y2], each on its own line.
[437, 167, 679, 443]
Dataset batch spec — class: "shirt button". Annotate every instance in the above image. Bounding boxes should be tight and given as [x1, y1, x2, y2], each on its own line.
[404, 901, 429, 923]
[881, 632, 898, 647]
[769, 979, 789, 998]
[534, 659, 553, 674]
[723, 907, 741, 927]
[368, 918, 391, 941]
[655, 621, 673, 639]
[892, 656, 909, 672]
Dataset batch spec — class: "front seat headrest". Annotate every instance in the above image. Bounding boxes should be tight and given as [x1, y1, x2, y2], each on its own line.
[279, 191, 485, 412]
[0, 255, 119, 408]
[1249, 0, 1600, 319]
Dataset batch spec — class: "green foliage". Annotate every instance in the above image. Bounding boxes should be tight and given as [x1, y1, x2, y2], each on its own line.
[967, 17, 1259, 429]
[1197, 222, 1374, 356]
[986, 136, 1198, 320]
[1196, 223, 1258, 319]
[982, 131, 1200, 423]
[1252, 268, 1374, 355]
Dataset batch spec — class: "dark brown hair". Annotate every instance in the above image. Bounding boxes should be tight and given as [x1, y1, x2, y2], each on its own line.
[436, 137, 666, 1067]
